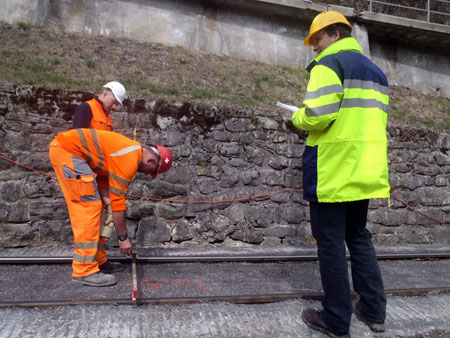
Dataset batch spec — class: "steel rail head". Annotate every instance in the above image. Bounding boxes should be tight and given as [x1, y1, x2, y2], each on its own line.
[1, 253, 450, 264]
[1, 287, 450, 308]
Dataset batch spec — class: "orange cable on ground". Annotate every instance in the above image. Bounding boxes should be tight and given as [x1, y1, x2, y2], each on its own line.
[0, 153, 449, 225]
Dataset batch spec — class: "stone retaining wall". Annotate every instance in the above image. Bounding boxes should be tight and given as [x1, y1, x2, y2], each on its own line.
[0, 82, 449, 248]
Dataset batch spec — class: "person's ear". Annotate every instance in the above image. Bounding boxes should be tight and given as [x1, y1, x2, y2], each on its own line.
[334, 30, 340, 42]
[144, 152, 157, 165]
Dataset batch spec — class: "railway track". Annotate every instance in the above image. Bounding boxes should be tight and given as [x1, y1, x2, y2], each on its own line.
[1, 287, 449, 308]
[0, 251, 450, 337]
[0, 253, 450, 308]
[1, 252, 449, 308]
[1, 252, 449, 264]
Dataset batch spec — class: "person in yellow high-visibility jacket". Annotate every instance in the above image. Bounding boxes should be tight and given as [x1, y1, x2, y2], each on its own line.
[49, 129, 173, 287]
[294, 11, 389, 337]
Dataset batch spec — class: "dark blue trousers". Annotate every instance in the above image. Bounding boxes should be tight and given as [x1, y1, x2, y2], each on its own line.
[310, 200, 386, 333]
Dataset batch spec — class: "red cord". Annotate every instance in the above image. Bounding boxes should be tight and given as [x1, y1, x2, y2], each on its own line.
[0, 153, 448, 226]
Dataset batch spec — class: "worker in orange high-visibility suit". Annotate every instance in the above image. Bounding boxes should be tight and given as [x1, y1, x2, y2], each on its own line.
[73, 81, 126, 131]
[72, 81, 127, 274]
[49, 128, 173, 286]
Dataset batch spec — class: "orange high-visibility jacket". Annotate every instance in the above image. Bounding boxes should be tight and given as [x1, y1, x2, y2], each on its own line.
[86, 98, 113, 191]
[86, 98, 114, 131]
[56, 129, 142, 211]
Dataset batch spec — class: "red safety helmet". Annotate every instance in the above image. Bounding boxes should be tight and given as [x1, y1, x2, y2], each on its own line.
[150, 144, 173, 179]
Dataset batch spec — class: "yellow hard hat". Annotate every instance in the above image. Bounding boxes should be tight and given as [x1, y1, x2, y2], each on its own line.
[304, 11, 352, 46]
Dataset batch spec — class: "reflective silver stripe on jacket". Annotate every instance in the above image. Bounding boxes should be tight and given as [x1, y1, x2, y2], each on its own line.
[73, 253, 97, 263]
[107, 145, 138, 194]
[304, 84, 343, 101]
[75, 129, 105, 172]
[306, 97, 388, 117]
[109, 185, 128, 196]
[89, 129, 104, 171]
[76, 129, 93, 165]
[343, 79, 389, 95]
[340, 98, 389, 113]
[109, 172, 130, 187]
[305, 101, 341, 117]
[74, 241, 98, 249]
[110, 145, 141, 157]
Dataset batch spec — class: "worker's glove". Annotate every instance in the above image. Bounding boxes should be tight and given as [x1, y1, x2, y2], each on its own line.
[99, 204, 115, 238]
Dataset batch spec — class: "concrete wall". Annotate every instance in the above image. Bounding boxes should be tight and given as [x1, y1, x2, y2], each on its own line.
[0, 0, 449, 98]
[370, 39, 450, 97]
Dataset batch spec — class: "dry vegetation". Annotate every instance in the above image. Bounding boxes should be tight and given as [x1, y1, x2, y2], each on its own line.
[0, 22, 449, 129]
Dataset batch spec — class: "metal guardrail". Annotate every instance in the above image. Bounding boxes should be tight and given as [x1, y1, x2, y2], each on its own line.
[365, 0, 450, 25]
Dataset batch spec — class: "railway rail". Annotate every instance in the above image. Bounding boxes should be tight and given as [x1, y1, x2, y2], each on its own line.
[1, 252, 450, 264]
[1, 252, 449, 308]
[2, 287, 450, 309]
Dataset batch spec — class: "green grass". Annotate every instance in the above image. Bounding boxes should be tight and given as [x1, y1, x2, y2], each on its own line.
[231, 92, 259, 108]
[440, 105, 450, 114]
[16, 21, 34, 30]
[28, 60, 48, 73]
[121, 79, 181, 97]
[85, 58, 96, 68]
[390, 106, 407, 121]
[197, 158, 208, 166]
[442, 118, 450, 130]
[163, 87, 180, 96]
[424, 119, 435, 128]
[252, 93, 264, 101]
[49, 57, 61, 66]
[0, 53, 103, 91]
[252, 72, 279, 89]
[220, 87, 232, 95]
[192, 88, 213, 99]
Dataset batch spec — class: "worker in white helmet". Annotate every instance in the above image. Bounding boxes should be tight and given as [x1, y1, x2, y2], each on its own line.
[71, 81, 127, 274]
[72, 81, 126, 131]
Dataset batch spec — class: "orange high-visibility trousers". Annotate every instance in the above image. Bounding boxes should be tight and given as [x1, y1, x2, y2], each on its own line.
[49, 138, 107, 277]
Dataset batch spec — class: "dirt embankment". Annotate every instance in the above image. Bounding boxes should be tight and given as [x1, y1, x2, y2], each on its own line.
[0, 22, 449, 129]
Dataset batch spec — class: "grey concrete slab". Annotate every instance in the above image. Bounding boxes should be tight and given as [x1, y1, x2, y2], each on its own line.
[0, 257, 449, 337]
[136, 259, 450, 299]
[136, 262, 321, 299]
[0, 246, 125, 258]
[137, 244, 450, 258]
[1, 244, 449, 259]
[0, 295, 449, 338]
[0, 264, 133, 302]
[380, 260, 450, 290]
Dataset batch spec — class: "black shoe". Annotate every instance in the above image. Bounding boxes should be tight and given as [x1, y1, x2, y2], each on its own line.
[354, 301, 385, 333]
[302, 308, 350, 338]
[99, 261, 123, 273]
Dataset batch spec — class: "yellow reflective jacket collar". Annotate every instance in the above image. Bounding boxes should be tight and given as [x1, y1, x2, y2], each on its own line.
[306, 37, 362, 73]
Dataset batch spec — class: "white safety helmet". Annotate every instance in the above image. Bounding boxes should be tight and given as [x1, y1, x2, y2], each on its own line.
[103, 81, 126, 105]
